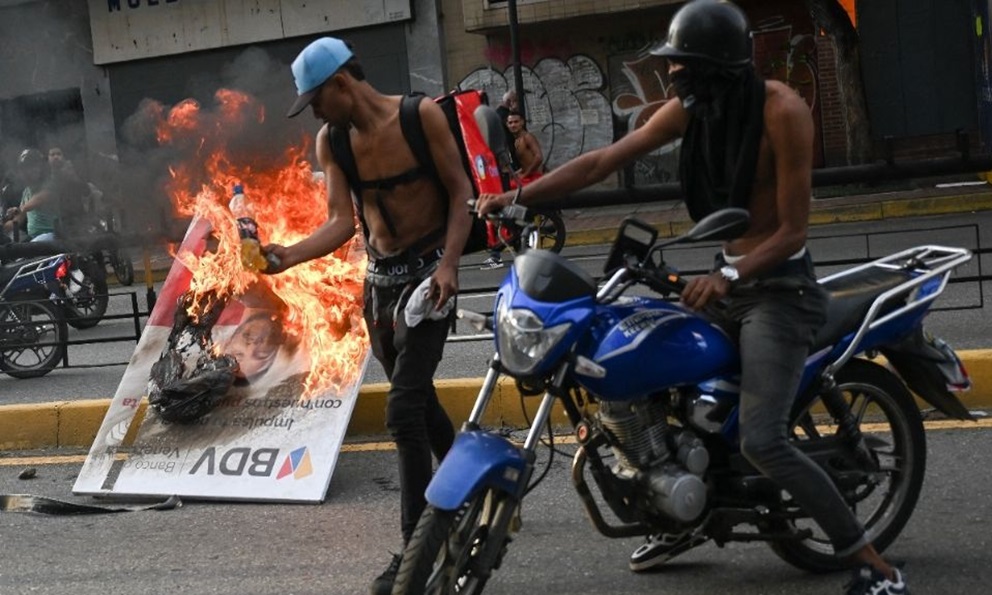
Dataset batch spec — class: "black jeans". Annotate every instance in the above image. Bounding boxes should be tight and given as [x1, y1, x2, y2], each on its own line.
[363, 270, 455, 543]
[718, 251, 868, 557]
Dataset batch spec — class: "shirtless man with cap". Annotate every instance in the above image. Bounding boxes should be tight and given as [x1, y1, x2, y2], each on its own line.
[266, 37, 474, 595]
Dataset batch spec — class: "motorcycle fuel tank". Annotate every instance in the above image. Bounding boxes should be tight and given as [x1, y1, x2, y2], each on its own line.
[576, 297, 738, 400]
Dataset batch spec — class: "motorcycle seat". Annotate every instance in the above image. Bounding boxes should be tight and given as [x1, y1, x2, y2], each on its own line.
[811, 267, 911, 352]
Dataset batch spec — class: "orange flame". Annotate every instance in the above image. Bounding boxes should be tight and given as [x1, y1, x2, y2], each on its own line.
[157, 89, 367, 396]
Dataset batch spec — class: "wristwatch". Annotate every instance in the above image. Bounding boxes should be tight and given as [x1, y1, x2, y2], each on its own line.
[718, 265, 740, 285]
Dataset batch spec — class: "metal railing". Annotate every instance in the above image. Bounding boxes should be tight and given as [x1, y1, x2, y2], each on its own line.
[2, 223, 986, 365]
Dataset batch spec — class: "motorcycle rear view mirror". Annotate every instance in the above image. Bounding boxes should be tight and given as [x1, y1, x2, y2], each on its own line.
[682, 208, 750, 242]
[603, 217, 658, 275]
[474, 105, 513, 171]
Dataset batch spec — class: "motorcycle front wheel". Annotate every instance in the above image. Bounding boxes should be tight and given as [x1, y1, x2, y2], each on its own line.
[393, 488, 516, 595]
[110, 249, 135, 286]
[0, 300, 67, 379]
[769, 358, 926, 572]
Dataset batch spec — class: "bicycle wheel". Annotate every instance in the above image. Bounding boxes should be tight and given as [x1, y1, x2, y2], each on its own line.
[529, 211, 566, 253]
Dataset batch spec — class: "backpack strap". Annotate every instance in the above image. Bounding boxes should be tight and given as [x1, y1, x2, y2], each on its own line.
[399, 94, 443, 188]
[397, 93, 448, 255]
[328, 125, 371, 243]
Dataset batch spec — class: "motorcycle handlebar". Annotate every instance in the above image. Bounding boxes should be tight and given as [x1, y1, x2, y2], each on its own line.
[638, 264, 687, 297]
[466, 199, 532, 225]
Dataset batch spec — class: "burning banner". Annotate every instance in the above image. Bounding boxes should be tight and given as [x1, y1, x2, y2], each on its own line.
[74, 89, 371, 502]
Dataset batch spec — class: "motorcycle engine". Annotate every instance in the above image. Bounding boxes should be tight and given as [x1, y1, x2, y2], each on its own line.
[599, 398, 710, 523]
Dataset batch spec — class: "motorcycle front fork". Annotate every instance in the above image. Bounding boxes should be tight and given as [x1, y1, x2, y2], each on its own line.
[465, 353, 568, 455]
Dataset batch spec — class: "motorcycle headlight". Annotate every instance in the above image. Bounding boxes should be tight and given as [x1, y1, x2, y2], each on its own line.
[496, 300, 571, 376]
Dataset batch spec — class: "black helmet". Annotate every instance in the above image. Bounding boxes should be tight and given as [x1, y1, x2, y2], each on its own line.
[652, 0, 752, 67]
[17, 148, 45, 168]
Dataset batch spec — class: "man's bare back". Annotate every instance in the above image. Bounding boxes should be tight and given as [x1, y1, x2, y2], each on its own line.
[724, 79, 813, 259]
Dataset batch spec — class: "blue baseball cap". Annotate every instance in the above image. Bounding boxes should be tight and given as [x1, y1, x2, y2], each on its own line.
[287, 37, 354, 118]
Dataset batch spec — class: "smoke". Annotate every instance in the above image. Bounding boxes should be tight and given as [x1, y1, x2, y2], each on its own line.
[116, 46, 315, 243]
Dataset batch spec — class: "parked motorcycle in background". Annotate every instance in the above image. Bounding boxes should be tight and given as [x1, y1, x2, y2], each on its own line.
[95, 208, 134, 286]
[0, 239, 71, 379]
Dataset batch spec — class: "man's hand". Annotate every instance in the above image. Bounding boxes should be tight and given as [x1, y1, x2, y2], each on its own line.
[430, 262, 459, 311]
[681, 272, 732, 311]
[261, 244, 292, 274]
[475, 192, 515, 217]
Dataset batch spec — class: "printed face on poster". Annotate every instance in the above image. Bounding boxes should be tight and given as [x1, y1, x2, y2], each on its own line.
[73, 217, 370, 503]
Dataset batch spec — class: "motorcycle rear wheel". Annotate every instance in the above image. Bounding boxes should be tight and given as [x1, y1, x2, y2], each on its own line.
[393, 488, 514, 595]
[769, 358, 926, 572]
[66, 266, 109, 329]
[0, 300, 66, 379]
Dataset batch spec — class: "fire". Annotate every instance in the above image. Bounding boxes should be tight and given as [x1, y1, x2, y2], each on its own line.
[155, 89, 368, 396]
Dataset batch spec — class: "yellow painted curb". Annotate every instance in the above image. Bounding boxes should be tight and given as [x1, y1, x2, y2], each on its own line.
[881, 194, 992, 218]
[2, 350, 990, 452]
[0, 403, 59, 451]
[565, 193, 991, 248]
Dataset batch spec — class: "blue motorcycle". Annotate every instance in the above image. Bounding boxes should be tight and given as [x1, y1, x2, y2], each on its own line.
[392, 206, 974, 593]
[0, 241, 71, 378]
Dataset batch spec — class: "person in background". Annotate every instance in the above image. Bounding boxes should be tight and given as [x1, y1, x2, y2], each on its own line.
[507, 110, 544, 184]
[495, 89, 521, 174]
[267, 36, 475, 595]
[479, 109, 546, 270]
[480, 90, 525, 269]
[48, 146, 100, 238]
[3, 149, 59, 242]
[477, 2, 909, 593]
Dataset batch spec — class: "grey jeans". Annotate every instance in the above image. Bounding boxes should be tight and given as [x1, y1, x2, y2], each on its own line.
[719, 251, 868, 557]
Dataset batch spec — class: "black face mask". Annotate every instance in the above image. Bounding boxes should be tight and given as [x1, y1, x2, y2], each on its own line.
[670, 66, 740, 119]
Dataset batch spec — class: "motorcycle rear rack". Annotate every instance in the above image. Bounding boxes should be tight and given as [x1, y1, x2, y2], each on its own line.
[0, 255, 65, 300]
[816, 244, 972, 377]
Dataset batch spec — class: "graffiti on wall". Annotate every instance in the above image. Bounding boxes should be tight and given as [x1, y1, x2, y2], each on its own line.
[459, 55, 612, 171]
[609, 50, 679, 186]
[607, 18, 818, 185]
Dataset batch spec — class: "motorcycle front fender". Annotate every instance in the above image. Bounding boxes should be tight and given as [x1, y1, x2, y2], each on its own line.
[425, 431, 528, 511]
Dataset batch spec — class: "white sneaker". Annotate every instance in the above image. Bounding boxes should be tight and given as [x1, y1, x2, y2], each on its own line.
[844, 566, 909, 594]
[629, 531, 707, 572]
[480, 257, 504, 270]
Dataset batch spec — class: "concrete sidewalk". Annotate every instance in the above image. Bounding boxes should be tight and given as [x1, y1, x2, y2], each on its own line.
[2, 182, 992, 452]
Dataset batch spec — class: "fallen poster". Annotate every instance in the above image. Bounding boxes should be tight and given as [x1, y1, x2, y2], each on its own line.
[73, 89, 371, 503]
[73, 216, 370, 503]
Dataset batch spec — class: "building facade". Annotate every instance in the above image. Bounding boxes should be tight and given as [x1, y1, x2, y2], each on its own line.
[0, 0, 987, 206]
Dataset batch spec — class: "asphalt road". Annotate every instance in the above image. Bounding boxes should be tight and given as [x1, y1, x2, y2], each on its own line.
[2, 210, 990, 405]
[0, 423, 989, 594]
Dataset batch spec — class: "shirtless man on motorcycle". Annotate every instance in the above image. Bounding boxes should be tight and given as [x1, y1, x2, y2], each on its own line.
[477, 1, 906, 593]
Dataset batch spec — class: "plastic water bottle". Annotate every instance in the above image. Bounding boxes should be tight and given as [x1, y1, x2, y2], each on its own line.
[228, 184, 271, 272]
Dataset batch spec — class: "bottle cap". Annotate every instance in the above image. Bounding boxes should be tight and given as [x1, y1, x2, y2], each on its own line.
[233, 184, 244, 195]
